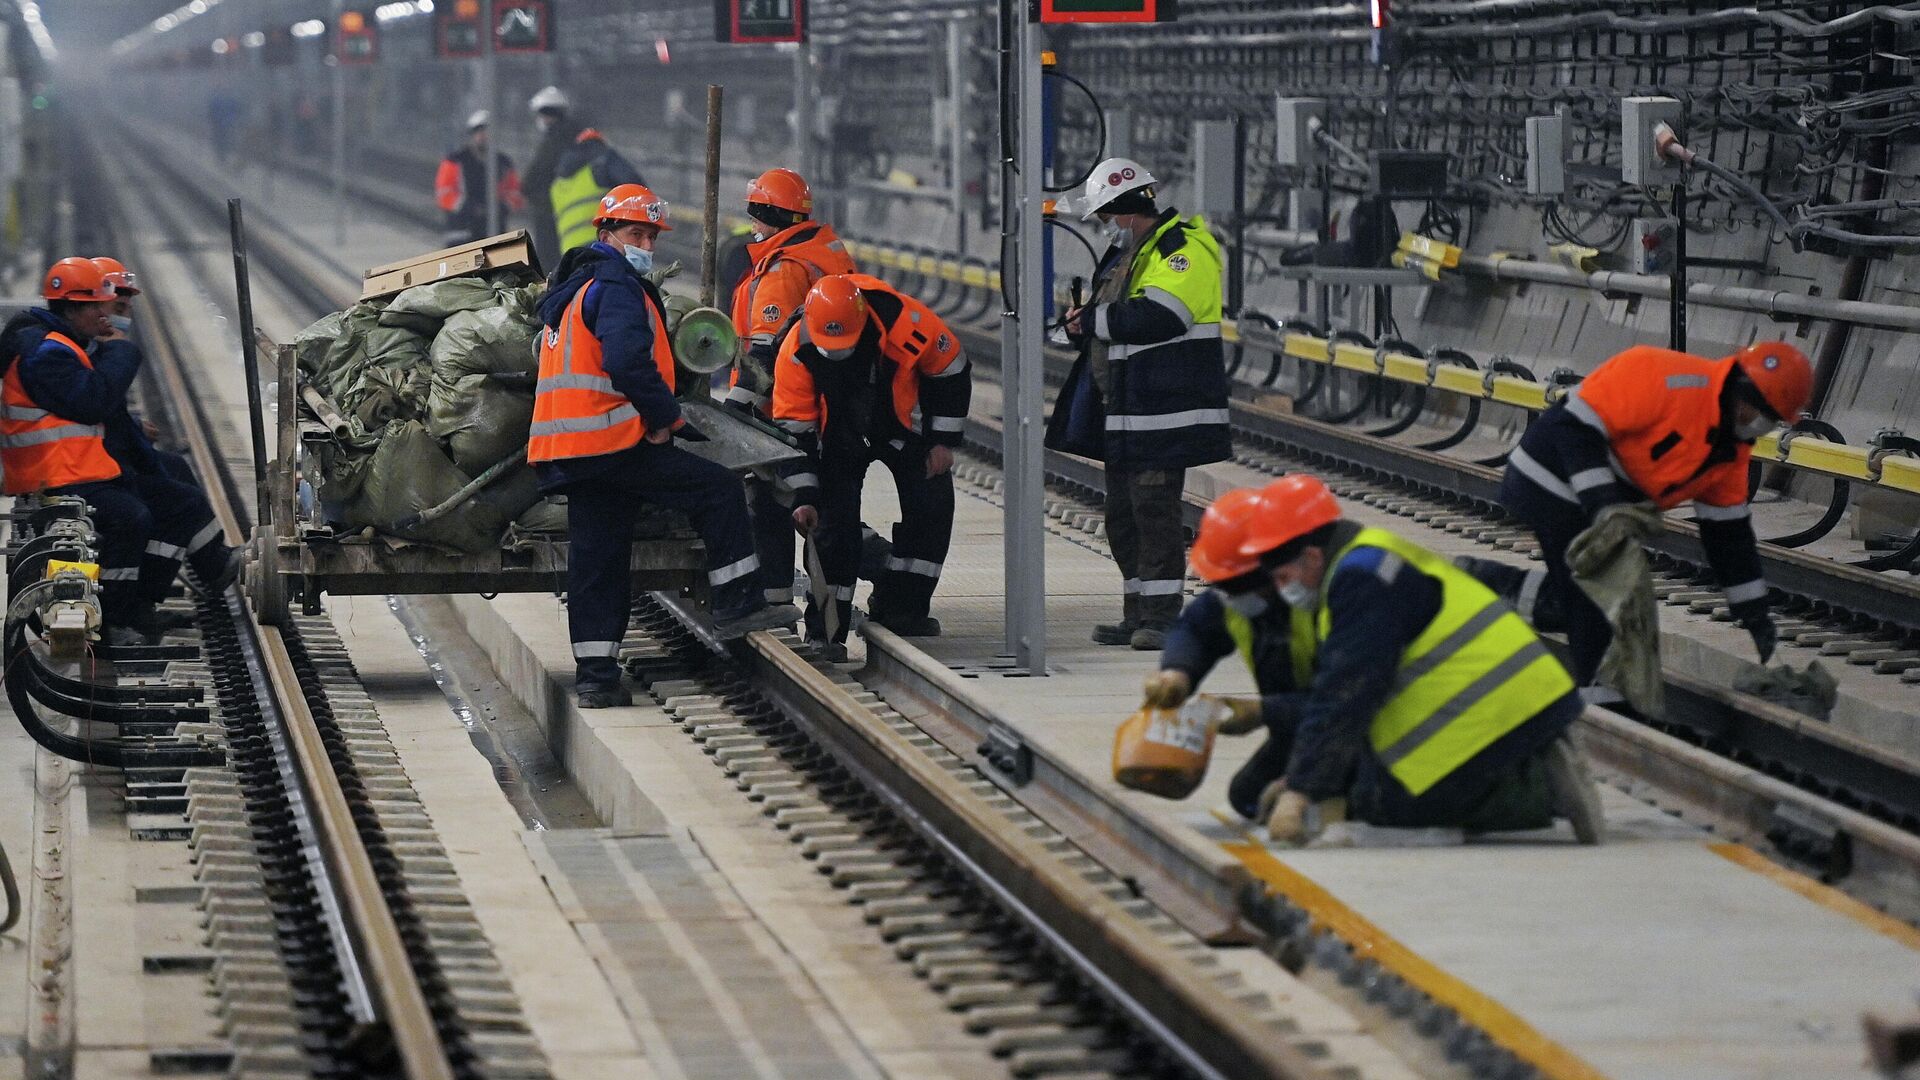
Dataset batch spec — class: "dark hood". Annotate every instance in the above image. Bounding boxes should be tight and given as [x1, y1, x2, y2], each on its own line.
[538, 241, 632, 329]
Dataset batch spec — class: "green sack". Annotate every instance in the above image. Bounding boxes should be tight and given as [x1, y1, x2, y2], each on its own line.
[292, 311, 348, 378]
[430, 305, 538, 379]
[427, 372, 534, 475]
[379, 276, 506, 336]
[346, 421, 514, 553]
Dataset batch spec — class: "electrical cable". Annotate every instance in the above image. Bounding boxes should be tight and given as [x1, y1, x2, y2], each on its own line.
[1042, 69, 1107, 194]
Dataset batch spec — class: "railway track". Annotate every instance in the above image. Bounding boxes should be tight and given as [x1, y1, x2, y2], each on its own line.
[91, 118, 1371, 1079]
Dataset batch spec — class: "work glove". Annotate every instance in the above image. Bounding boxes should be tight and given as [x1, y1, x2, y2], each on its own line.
[1141, 669, 1192, 709]
[673, 420, 711, 442]
[1266, 788, 1348, 846]
[1213, 696, 1266, 736]
[1731, 599, 1778, 664]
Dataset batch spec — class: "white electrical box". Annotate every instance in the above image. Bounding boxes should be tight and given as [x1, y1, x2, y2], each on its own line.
[1192, 120, 1236, 222]
[1525, 115, 1564, 196]
[1106, 107, 1133, 160]
[1621, 96, 1683, 186]
[1275, 97, 1325, 169]
[1629, 217, 1679, 275]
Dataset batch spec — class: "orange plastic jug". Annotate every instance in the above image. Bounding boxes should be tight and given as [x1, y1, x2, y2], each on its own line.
[1112, 697, 1223, 799]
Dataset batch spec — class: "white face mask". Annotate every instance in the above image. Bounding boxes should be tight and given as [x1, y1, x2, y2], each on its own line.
[1223, 590, 1269, 618]
[108, 314, 133, 334]
[1733, 414, 1777, 442]
[1098, 218, 1129, 246]
[1277, 581, 1318, 611]
[623, 245, 654, 275]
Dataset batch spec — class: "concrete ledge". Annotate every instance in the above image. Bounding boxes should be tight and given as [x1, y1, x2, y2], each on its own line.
[445, 592, 670, 835]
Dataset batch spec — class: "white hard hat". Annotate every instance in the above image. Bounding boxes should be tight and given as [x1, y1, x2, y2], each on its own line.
[1080, 157, 1156, 220]
[466, 109, 490, 130]
[528, 85, 569, 114]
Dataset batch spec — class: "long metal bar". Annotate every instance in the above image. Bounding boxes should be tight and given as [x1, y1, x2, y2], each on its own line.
[792, 42, 813, 187]
[701, 84, 723, 310]
[946, 18, 968, 254]
[330, 0, 346, 246]
[481, 0, 499, 241]
[227, 198, 272, 527]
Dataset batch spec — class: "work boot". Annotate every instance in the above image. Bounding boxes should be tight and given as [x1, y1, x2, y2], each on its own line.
[1129, 623, 1168, 651]
[805, 637, 850, 664]
[872, 612, 940, 638]
[187, 548, 245, 600]
[577, 685, 634, 710]
[1544, 735, 1606, 845]
[1091, 620, 1138, 646]
[712, 599, 800, 641]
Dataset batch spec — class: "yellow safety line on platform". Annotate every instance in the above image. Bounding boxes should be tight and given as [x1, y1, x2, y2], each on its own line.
[1707, 842, 1920, 950]
[1223, 841, 1613, 1080]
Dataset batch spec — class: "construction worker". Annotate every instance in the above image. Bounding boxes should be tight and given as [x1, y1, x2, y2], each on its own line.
[1058, 157, 1231, 651]
[1139, 488, 1317, 821]
[434, 110, 525, 245]
[771, 273, 970, 649]
[84, 257, 195, 486]
[1227, 474, 1603, 844]
[523, 88, 647, 263]
[726, 167, 857, 606]
[523, 86, 582, 266]
[2, 258, 241, 644]
[531, 185, 790, 709]
[1500, 342, 1814, 707]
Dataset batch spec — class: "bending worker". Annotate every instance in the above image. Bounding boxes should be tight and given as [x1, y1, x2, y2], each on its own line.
[531, 184, 790, 709]
[435, 110, 525, 245]
[1212, 475, 1604, 844]
[726, 167, 857, 606]
[1058, 157, 1231, 651]
[772, 273, 970, 649]
[2, 258, 241, 645]
[1501, 342, 1813, 707]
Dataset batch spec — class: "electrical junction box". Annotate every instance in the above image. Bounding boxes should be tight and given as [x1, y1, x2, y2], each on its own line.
[1192, 120, 1236, 222]
[1621, 96, 1683, 186]
[1525, 115, 1565, 196]
[1629, 217, 1678, 275]
[1105, 107, 1134, 160]
[1275, 97, 1325, 169]
[1369, 150, 1451, 198]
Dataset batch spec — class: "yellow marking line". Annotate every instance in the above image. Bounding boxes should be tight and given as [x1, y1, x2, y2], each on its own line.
[1222, 840, 1612, 1080]
[1707, 842, 1920, 950]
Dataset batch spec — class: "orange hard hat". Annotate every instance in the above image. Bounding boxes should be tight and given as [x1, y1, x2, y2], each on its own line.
[746, 168, 811, 216]
[1188, 488, 1265, 584]
[90, 256, 141, 296]
[1237, 474, 1342, 559]
[1728, 341, 1813, 423]
[804, 275, 869, 351]
[594, 184, 674, 231]
[41, 257, 117, 303]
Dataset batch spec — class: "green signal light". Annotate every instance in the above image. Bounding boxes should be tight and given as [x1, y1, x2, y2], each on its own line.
[30, 94, 50, 110]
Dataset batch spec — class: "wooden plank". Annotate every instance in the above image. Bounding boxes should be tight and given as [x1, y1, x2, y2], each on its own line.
[359, 231, 538, 300]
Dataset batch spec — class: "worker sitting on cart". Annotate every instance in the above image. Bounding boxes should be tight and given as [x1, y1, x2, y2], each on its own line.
[2, 257, 242, 645]
[531, 184, 794, 709]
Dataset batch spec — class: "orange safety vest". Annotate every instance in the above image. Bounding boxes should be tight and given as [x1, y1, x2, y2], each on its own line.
[528, 283, 677, 464]
[728, 222, 857, 340]
[1, 331, 121, 495]
[770, 274, 965, 436]
[1568, 345, 1749, 509]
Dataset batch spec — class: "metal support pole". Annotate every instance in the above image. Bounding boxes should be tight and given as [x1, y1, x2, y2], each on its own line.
[1000, 3, 1047, 674]
[228, 199, 272, 526]
[482, 0, 499, 240]
[946, 19, 968, 254]
[1670, 183, 1687, 350]
[702, 84, 724, 310]
[330, 0, 346, 246]
[793, 43, 813, 187]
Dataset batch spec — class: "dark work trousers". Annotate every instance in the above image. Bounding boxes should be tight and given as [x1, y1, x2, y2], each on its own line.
[1104, 467, 1187, 628]
[555, 442, 761, 695]
[1500, 472, 1610, 692]
[745, 470, 799, 604]
[808, 435, 954, 644]
[54, 474, 232, 626]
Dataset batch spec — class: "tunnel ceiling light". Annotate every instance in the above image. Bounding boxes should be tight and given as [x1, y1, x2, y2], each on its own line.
[19, 2, 54, 59]
[243, 30, 267, 47]
[291, 18, 327, 38]
[113, 0, 228, 55]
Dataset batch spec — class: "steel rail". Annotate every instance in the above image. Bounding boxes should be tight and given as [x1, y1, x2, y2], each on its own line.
[98, 125, 459, 1079]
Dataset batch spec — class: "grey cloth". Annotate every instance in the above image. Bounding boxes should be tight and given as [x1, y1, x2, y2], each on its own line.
[1566, 503, 1663, 716]
[1732, 660, 1838, 722]
[1105, 467, 1187, 626]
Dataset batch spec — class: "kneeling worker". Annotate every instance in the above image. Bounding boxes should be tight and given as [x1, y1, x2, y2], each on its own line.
[1139, 488, 1317, 821]
[532, 184, 790, 708]
[1501, 342, 1813, 706]
[772, 273, 970, 649]
[1230, 475, 1604, 844]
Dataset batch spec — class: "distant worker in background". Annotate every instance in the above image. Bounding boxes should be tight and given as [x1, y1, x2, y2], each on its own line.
[208, 88, 245, 167]
[1056, 157, 1231, 652]
[772, 274, 970, 654]
[1138, 488, 1316, 821]
[1500, 342, 1814, 707]
[522, 86, 647, 265]
[434, 111, 525, 246]
[531, 185, 791, 709]
[1, 258, 242, 645]
[1225, 475, 1603, 844]
[726, 167, 858, 607]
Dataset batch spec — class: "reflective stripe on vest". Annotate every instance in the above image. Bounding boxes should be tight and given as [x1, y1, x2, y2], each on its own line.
[1223, 603, 1315, 690]
[1313, 528, 1575, 796]
[551, 162, 606, 251]
[1, 330, 121, 494]
[528, 284, 676, 463]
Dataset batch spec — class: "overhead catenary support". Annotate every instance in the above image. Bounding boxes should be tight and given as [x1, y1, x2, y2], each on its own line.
[946, 17, 968, 254]
[792, 41, 813, 204]
[999, 0, 1047, 674]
